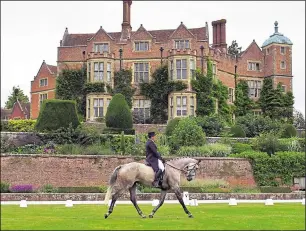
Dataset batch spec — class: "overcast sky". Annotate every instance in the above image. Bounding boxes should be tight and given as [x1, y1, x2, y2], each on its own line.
[1, 1, 305, 115]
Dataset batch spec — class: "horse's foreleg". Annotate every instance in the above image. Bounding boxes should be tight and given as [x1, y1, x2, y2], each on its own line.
[149, 189, 167, 218]
[104, 189, 122, 219]
[174, 188, 193, 218]
[129, 184, 146, 218]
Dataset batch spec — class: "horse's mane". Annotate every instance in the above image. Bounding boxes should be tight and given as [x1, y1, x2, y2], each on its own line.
[167, 157, 196, 163]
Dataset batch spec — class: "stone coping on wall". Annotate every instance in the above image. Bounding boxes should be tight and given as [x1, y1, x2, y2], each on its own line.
[1, 193, 305, 201]
[0, 154, 248, 161]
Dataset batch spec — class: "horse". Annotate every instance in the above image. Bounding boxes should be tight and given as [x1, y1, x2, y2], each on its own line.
[104, 157, 201, 219]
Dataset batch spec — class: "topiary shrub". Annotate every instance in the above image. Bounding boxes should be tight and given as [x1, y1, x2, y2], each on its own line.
[35, 99, 80, 132]
[281, 124, 297, 138]
[230, 125, 246, 137]
[170, 117, 206, 149]
[105, 93, 132, 129]
[165, 118, 181, 136]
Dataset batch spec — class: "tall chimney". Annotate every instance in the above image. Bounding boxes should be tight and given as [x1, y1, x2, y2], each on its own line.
[121, 0, 132, 41]
[211, 19, 227, 52]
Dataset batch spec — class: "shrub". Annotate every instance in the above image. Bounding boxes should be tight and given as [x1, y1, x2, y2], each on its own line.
[230, 125, 246, 137]
[281, 124, 297, 138]
[278, 138, 302, 152]
[99, 186, 108, 193]
[232, 143, 253, 154]
[41, 184, 58, 193]
[236, 114, 282, 137]
[35, 99, 80, 132]
[105, 93, 133, 129]
[259, 186, 291, 193]
[11, 144, 43, 154]
[252, 132, 280, 156]
[230, 151, 305, 186]
[171, 118, 206, 149]
[1, 182, 10, 193]
[195, 115, 225, 137]
[177, 143, 231, 157]
[165, 118, 181, 136]
[0, 120, 9, 131]
[10, 184, 34, 193]
[1, 120, 36, 132]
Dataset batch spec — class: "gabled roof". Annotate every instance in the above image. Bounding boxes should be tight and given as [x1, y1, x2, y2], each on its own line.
[88, 26, 115, 42]
[169, 22, 196, 39]
[131, 24, 154, 39]
[60, 26, 207, 46]
[240, 40, 263, 57]
[12, 100, 30, 118]
[34, 60, 57, 79]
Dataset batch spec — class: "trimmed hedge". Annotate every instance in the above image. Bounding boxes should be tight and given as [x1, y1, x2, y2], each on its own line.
[0, 119, 36, 132]
[232, 143, 253, 154]
[230, 151, 305, 186]
[35, 99, 80, 132]
[230, 125, 246, 138]
[177, 144, 232, 157]
[281, 124, 297, 138]
[105, 93, 133, 129]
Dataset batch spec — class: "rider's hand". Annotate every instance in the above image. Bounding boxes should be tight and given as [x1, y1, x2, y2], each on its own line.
[161, 158, 166, 164]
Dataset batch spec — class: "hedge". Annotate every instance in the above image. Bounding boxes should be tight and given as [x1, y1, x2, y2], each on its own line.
[230, 151, 305, 186]
[35, 99, 80, 132]
[177, 144, 232, 157]
[0, 119, 36, 132]
[105, 93, 133, 129]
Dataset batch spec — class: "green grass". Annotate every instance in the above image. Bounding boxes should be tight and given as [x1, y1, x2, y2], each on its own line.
[1, 204, 305, 230]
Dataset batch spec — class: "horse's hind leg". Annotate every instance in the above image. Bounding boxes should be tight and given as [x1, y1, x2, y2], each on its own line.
[129, 183, 146, 218]
[149, 189, 167, 218]
[104, 189, 122, 219]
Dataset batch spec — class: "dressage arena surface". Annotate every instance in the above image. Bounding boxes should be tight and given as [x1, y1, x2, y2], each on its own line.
[1, 203, 305, 230]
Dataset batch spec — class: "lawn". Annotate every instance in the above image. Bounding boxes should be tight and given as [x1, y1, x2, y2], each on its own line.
[1, 203, 305, 230]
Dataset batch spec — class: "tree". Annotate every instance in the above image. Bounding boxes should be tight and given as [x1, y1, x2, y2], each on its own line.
[293, 109, 305, 129]
[113, 69, 136, 108]
[234, 80, 253, 116]
[191, 62, 215, 116]
[105, 93, 133, 129]
[228, 40, 242, 57]
[55, 67, 86, 116]
[5, 86, 29, 109]
[140, 65, 187, 123]
[259, 78, 294, 121]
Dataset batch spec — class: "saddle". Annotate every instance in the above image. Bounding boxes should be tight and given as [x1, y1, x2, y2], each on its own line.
[145, 161, 165, 187]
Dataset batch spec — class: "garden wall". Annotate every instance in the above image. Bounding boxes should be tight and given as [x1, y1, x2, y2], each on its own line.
[0, 154, 256, 188]
[1, 192, 304, 201]
[0, 131, 251, 148]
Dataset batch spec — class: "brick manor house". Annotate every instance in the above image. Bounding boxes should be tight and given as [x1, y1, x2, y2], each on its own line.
[30, 0, 293, 121]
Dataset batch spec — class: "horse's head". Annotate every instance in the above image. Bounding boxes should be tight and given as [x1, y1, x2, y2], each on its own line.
[184, 160, 201, 181]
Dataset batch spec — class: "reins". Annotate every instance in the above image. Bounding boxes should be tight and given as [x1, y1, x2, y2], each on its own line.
[165, 162, 188, 174]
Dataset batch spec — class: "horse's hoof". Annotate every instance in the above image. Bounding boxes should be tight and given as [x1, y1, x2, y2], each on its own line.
[141, 215, 146, 219]
[188, 214, 194, 218]
[149, 214, 154, 218]
[104, 214, 108, 219]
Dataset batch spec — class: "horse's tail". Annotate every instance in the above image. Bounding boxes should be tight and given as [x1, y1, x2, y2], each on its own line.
[104, 165, 122, 205]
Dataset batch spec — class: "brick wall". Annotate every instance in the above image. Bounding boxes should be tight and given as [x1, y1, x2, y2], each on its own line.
[1, 155, 256, 188]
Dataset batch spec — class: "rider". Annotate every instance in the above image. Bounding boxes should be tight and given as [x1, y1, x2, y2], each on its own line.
[145, 131, 166, 187]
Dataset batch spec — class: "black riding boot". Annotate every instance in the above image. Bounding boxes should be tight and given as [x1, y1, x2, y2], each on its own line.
[152, 169, 163, 187]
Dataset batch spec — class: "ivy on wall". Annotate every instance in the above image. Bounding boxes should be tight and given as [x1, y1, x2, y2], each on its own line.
[140, 65, 187, 124]
[234, 80, 254, 117]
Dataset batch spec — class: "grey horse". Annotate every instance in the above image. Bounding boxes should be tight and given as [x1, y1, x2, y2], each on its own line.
[104, 157, 201, 219]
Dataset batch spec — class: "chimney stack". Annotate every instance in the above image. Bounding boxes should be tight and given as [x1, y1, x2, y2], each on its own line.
[121, 0, 132, 41]
[211, 19, 227, 52]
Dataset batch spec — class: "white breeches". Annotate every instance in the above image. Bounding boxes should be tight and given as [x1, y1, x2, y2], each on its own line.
[158, 159, 165, 172]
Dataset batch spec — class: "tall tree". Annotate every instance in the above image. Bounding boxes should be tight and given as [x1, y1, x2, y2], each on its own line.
[55, 67, 86, 116]
[234, 80, 253, 116]
[5, 86, 29, 109]
[293, 108, 305, 129]
[140, 65, 187, 123]
[113, 69, 136, 108]
[191, 58, 215, 116]
[228, 40, 242, 56]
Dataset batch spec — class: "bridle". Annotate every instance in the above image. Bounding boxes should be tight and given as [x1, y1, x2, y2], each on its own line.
[165, 162, 197, 174]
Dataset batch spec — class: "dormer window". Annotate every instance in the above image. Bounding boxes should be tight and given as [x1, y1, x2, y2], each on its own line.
[175, 40, 190, 49]
[39, 78, 48, 87]
[248, 62, 260, 71]
[94, 43, 109, 53]
[135, 41, 149, 51]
